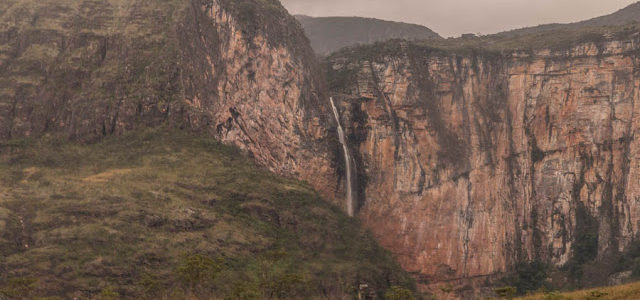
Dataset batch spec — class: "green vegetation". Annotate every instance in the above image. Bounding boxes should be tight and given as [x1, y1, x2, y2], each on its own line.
[328, 22, 640, 66]
[0, 277, 38, 299]
[297, 15, 441, 55]
[494, 286, 517, 299]
[0, 128, 414, 299]
[175, 254, 223, 293]
[499, 2, 640, 39]
[415, 24, 640, 53]
[384, 285, 416, 300]
[620, 241, 640, 278]
[510, 261, 551, 294]
[219, 0, 314, 61]
[517, 282, 640, 300]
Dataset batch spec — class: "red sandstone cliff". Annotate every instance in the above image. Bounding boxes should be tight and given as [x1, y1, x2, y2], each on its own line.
[328, 38, 640, 288]
[7, 0, 640, 295]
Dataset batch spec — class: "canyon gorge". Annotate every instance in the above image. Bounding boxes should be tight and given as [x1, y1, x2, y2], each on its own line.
[328, 38, 640, 287]
[6, 0, 640, 297]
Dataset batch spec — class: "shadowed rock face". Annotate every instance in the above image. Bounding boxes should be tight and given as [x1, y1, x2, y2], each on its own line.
[328, 39, 640, 285]
[0, 0, 341, 202]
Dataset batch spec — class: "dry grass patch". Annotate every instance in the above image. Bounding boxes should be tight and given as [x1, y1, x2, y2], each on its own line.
[517, 281, 640, 300]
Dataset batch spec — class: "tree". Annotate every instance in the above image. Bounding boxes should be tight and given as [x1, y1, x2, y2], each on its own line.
[494, 286, 516, 299]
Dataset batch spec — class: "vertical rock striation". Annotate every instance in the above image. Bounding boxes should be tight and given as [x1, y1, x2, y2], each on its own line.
[9, 0, 640, 293]
[328, 38, 640, 285]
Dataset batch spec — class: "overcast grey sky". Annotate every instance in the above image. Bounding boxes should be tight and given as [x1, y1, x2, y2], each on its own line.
[280, 0, 638, 37]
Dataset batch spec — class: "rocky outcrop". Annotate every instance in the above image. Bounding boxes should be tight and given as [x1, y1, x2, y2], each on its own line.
[328, 38, 640, 285]
[0, 0, 340, 201]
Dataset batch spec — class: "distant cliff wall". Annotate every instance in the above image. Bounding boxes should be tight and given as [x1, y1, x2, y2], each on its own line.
[328, 39, 640, 285]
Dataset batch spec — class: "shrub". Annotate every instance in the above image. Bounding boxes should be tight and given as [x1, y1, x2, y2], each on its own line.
[585, 291, 608, 300]
[99, 287, 120, 300]
[543, 291, 570, 300]
[494, 286, 516, 299]
[260, 273, 305, 299]
[228, 282, 260, 300]
[439, 284, 454, 293]
[0, 278, 37, 299]
[512, 261, 549, 294]
[384, 286, 415, 300]
[138, 273, 163, 297]
[254, 250, 308, 298]
[175, 254, 223, 292]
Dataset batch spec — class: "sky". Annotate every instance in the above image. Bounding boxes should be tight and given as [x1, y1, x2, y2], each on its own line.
[280, 0, 638, 37]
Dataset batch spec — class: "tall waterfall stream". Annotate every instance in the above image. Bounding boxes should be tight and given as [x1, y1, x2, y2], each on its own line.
[330, 97, 354, 217]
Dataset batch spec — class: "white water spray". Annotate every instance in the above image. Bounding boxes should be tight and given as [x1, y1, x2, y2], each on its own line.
[330, 97, 354, 217]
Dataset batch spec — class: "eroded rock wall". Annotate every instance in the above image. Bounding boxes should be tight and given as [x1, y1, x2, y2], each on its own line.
[328, 39, 640, 283]
[0, 0, 339, 200]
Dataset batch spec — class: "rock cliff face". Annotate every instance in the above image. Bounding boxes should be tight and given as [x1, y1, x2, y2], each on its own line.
[0, 0, 339, 200]
[8, 0, 640, 294]
[328, 39, 640, 284]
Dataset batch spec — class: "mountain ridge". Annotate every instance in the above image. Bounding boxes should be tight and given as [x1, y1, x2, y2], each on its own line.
[496, 1, 640, 37]
[295, 15, 442, 55]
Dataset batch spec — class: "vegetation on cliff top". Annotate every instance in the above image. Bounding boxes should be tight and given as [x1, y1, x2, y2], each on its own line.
[219, 0, 316, 63]
[327, 22, 640, 62]
[0, 128, 415, 299]
[498, 2, 640, 38]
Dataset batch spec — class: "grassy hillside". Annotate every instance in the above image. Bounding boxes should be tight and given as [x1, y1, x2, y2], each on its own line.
[0, 128, 414, 299]
[498, 2, 640, 38]
[327, 20, 640, 67]
[516, 281, 640, 300]
[428, 23, 640, 53]
[296, 15, 441, 55]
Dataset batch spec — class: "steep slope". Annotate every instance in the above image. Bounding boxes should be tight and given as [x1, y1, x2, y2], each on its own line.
[0, 0, 342, 205]
[0, 0, 420, 298]
[499, 2, 640, 37]
[327, 34, 640, 296]
[295, 15, 442, 55]
[0, 129, 414, 299]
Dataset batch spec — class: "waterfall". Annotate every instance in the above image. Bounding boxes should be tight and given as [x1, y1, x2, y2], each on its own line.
[330, 97, 354, 217]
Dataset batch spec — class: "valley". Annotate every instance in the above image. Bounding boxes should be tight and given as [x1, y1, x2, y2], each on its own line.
[4, 0, 640, 299]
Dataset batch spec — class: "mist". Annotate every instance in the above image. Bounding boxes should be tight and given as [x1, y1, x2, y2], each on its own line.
[280, 0, 638, 37]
